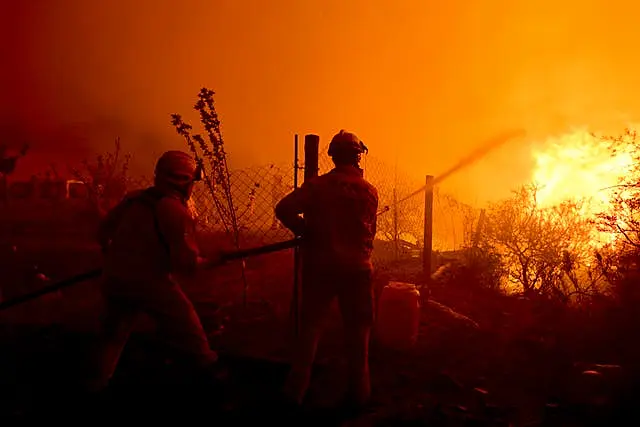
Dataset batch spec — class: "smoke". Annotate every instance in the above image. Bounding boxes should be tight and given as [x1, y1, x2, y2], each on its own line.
[2, 0, 640, 201]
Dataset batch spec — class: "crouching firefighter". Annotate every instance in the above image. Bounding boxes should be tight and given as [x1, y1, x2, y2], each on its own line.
[85, 150, 222, 392]
[275, 130, 379, 411]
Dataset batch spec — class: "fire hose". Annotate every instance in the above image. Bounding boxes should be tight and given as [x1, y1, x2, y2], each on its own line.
[0, 129, 526, 312]
[0, 237, 302, 311]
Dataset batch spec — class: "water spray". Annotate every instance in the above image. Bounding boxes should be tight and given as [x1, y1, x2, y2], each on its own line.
[377, 129, 526, 215]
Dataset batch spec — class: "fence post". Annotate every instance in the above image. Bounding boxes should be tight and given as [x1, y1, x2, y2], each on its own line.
[393, 187, 399, 261]
[291, 134, 319, 337]
[292, 135, 301, 337]
[423, 175, 434, 281]
[303, 134, 320, 181]
[290, 134, 319, 338]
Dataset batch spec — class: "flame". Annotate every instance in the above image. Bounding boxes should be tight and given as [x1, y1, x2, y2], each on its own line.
[531, 128, 635, 247]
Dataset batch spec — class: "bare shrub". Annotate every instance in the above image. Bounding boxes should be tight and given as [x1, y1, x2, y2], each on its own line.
[171, 88, 250, 304]
[69, 137, 131, 216]
[480, 184, 607, 301]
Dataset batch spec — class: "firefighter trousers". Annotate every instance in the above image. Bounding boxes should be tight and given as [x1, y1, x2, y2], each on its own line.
[284, 268, 374, 406]
[86, 277, 218, 391]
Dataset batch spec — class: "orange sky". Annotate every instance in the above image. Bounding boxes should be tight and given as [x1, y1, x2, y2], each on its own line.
[3, 0, 640, 203]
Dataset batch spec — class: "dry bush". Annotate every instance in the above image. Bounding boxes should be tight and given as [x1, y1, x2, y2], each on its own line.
[171, 87, 250, 303]
[479, 184, 608, 302]
[429, 209, 504, 294]
[452, 246, 506, 293]
[595, 129, 640, 248]
[589, 128, 640, 310]
[69, 137, 131, 216]
[171, 88, 242, 240]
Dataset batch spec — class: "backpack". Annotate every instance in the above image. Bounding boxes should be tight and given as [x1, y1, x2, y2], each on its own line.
[116, 187, 171, 254]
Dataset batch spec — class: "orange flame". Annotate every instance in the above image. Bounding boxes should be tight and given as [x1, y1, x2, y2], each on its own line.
[531, 128, 635, 247]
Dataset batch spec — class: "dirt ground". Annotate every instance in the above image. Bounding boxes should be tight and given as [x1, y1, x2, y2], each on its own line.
[1, 242, 639, 425]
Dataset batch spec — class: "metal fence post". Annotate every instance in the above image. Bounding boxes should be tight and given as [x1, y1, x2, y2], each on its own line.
[291, 134, 319, 336]
[423, 175, 434, 281]
[292, 135, 301, 337]
[393, 187, 399, 261]
[303, 134, 320, 181]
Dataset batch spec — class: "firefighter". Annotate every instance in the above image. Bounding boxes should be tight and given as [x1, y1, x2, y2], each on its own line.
[275, 130, 379, 412]
[85, 150, 221, 392]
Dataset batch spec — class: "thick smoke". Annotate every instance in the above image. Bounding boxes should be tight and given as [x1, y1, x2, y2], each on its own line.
[2, 1, 640, 200]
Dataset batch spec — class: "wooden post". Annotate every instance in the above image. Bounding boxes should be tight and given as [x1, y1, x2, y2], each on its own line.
[393, 187, 399, 261]
[304, 134, 320, 181]
[292, 134, 319, 336]
[291, 135, 301, 337]
[294, 135, 299, 189]
[423, 175, 434, 280]
[291, 134, 319, 338]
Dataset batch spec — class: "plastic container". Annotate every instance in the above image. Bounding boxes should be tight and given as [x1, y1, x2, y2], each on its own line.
[375, 281, 421, 349]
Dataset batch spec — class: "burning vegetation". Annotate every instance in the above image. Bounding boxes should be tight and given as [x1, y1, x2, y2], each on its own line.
[426, 128, 640, 308]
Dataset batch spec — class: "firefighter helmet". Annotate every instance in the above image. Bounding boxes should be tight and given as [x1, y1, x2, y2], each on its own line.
[154, 151, 202, 186]
[328, 130, 368, 157]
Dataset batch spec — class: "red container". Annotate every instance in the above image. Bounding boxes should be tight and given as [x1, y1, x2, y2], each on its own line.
[375, 281, 421, 349]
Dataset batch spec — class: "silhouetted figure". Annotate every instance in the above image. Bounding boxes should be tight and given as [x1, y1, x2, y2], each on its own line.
[86, 150, 222, 392]
[275, 130, 378, 412]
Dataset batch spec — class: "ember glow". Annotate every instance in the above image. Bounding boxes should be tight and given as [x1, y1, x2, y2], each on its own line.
[531, 128, 636, 246]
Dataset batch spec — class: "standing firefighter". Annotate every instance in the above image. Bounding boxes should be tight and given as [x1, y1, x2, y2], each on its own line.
[86, 150, 220, 392]
[275, 130, 379, 411]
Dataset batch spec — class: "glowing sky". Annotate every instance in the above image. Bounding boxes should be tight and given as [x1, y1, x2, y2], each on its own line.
[3, 0, 640, 202]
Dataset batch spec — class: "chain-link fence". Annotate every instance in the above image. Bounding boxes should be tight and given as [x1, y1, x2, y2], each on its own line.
[131, 163, 295, 248]
[128, 147, 481, 264]
[123, 143, 484, 258]
[189, 163, 295, 247]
